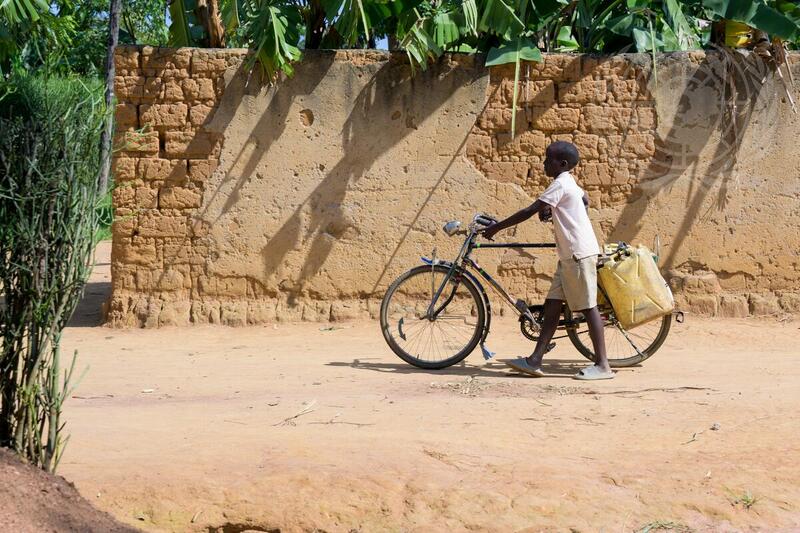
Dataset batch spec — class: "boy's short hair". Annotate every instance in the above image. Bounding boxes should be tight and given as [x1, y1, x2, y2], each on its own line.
[547, 141, 580, 169]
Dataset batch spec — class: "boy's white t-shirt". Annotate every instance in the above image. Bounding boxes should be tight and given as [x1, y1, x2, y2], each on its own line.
[538, 172, 600, 261]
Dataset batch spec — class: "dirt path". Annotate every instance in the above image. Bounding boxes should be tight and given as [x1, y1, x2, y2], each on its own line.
[58, 244, 800, 532]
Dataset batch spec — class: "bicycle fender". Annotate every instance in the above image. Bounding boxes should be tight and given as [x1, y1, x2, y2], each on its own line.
[420, 256, 453, 268]
[455, 269, 492, 348]
[419, 258, 493, 354]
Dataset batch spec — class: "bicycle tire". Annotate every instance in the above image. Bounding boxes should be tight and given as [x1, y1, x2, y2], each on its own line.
[380, 264, 485, 370]
[565, 310, 672, 368]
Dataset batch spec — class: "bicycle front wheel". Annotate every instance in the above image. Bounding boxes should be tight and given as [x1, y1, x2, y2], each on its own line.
[565, 309, 671, 368]
[380, 265, 485, 370]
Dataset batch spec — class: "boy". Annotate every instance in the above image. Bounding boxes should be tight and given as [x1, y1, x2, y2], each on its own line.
[482, 141, 613, 380]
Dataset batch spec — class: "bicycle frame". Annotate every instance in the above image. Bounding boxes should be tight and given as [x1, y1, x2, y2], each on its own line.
[421, 220, 572, 357]
[424, 224, 553, 318]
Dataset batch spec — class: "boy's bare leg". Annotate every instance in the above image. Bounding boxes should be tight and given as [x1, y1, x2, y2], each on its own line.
[525, 298, 562, 368]
[580, 306, 611, 372]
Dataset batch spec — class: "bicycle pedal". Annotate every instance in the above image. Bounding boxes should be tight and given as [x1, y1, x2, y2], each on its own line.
[481, 344, 495, 360]
[544, 342, 556, 354]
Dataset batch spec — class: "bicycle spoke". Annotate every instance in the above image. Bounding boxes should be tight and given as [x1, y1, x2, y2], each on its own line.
[383, 267, 482, 365]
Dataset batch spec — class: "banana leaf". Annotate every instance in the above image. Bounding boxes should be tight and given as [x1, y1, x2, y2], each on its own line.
[703, 0, 800, 40]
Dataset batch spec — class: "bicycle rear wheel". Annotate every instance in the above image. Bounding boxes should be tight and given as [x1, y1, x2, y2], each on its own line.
[380, 265, 485, 369]
[565, 308, 671, 368]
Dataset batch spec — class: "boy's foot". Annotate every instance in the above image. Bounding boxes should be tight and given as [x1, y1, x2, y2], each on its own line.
[573, 365, 614, 380]
[504, 357, 545, 377]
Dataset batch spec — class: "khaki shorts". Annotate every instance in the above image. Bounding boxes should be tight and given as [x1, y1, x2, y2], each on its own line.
[546, 255, 598, 311]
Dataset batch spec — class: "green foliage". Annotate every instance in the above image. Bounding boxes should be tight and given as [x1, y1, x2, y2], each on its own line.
[1, 0, 167, 75]
[0, 73, 107, 471]
[240, 0, 303, 79]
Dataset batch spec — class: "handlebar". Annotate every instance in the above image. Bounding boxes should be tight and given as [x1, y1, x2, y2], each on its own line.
[473, 214, 498, 228]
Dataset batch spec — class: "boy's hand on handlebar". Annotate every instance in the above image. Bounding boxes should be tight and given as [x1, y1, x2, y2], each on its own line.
[482, 223, 498, 241]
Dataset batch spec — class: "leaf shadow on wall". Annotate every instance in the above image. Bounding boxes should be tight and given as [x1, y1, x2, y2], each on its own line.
[251, 55, 484, 298]
[608, 51, 771, 270]
[156, 57, 337, 297]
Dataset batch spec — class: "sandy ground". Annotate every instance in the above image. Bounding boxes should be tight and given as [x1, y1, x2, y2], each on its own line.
[58, 243, 800, 532]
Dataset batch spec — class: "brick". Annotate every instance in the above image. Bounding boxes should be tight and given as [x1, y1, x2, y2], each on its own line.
[112, 157, 137, 181]
[495, 130, 546, 158]
[611, 165, 630, 184]
[518, 130, 547, 154]
[498, 79, 555, 107]
[749, 293, 780, 316]
[137, 215, 189, 238]
[112, 239, 158, 266]
[538, 55, 581, 81]
[159, 301, 191, 327]
[221, 301, 248, 327]
[191, 301, 221, 325]
[719, 294, 749, 317]
[198, 276, 247, 297]
[477, 108, 526, 134]
[164, 131, 222, 158]
[115, 130, 159, 154]
[330, 301, 364, 321]
[573, 133, 600, 159]
[579, 162, 611, 187]
[139, 159, 188, 183]
[189, 104, 215, 127]
[112, 215, 136, 237]
[114, 47, 139, 70]
[114, 76, 144, 99]
[182, 78, 216, 101]
[778, 292, 800, 313]
[116, 103, 138, 127]
[153, 269, 189, 291]
[558, 80, 607, 104]
[637, 107, 657, 130]
[145, 68, 189, 79]
[606, 133, 656, 158]
[141, 47, 191, 70]
[670, 271, 721, 294]
[609, 78, 651, 102]
[529, 107, 580, 132]
[162, 79, 184, 101]
[159, 187, 202, 209]
[593, 56, 637, 79]
[192, 49, 245, 75]
[247, 301, 277, 324]
[480, 161, 529, 186]
[114, 185, 157, 209]
[162, 243, 208, 265]
[140, 103, 188, 128]
[135, 187, 159, 208]
[142, 77, 165, 100]
[466, 133, 492, 159]
[581, 106, 634, 134]
[188, 159, 218, 182]
[112, 185, 135, 207]
[687, 294, 718, 316]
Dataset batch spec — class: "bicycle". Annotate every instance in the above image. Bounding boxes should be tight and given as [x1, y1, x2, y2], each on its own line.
[380, 213, 682, 370]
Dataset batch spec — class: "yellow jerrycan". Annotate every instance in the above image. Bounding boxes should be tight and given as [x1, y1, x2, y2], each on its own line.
[598, 244, 674, 330]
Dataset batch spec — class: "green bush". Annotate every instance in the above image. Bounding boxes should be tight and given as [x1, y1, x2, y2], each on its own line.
[0, 73, 108, 471]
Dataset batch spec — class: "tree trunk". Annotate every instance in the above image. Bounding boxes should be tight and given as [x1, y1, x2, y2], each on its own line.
[305, 0, 326, 49]
[197, 0, 226, 48]
[97, 0, 122, 197]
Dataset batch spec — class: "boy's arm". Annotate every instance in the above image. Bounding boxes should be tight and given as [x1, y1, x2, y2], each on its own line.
[583, 192, 589, 208]
[483, 200, 548, 240]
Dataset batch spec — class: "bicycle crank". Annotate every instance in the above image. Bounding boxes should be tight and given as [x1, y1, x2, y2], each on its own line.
[519, 304, 545, 341]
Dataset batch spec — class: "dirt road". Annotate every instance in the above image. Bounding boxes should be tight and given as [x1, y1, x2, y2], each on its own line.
[59, 244, 800, 532]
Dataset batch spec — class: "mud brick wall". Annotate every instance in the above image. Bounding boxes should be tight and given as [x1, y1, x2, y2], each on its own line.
[109, 46, 800, 326]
